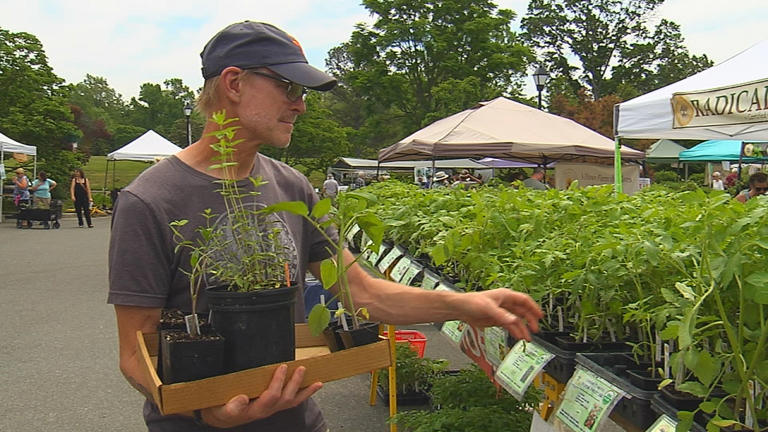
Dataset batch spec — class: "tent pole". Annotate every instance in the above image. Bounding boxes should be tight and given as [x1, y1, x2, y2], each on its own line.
[431, 159, 436, 187]
[103, 158, 109, 198]
[614, 137, 623, 195]
[1, 148, 3, 224]
[376, 162, 380, 180]
[112, 160, 116, 191]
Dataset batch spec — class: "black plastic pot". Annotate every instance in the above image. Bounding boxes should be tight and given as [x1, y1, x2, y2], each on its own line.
[207, 284, 297, 373]
[650, 393, 707, 432]
[322, 321, 346, 352]
[659, 386, 704, 411]
[554, 335, 628, 352]
[626, 369, 663, 391]
[160, 329, 225, 384]
[376, 384, 430, 406]
[338, 321, 380, 349]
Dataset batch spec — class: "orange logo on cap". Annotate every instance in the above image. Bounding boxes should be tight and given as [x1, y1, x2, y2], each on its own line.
[290, 36, 304, 55]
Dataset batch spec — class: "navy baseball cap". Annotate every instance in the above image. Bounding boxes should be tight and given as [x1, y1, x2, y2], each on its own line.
[201, 21, 337, 91]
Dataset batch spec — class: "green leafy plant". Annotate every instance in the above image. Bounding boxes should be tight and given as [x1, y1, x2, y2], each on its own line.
[379, 343, 448, 394]
[169, 110, 293, 335]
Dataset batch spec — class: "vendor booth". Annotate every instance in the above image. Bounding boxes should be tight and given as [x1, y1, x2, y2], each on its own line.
[103, 130, 182, 194]
[1, 131, 37, 224]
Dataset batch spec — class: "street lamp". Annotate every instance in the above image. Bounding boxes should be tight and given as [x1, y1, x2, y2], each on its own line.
[183, 102, 193, 147]
[532, 66, 549, 110]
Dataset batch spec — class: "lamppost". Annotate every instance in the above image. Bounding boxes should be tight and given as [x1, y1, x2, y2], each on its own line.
[532, 66, 549, 110]
[183, 102, 193, 147]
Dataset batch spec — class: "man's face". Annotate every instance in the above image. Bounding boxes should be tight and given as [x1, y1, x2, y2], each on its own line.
[236, 68, 306, 148]
[751, 182, 768, 196]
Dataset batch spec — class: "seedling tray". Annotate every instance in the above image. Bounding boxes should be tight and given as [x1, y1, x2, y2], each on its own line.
[137, 323, 391, 415]
[650, 393, 706, 432]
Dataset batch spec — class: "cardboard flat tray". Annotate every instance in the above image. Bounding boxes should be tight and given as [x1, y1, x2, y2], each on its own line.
[138, 323, 392, 415]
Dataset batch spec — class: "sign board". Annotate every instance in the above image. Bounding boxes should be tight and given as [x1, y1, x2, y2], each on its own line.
[459, 324, 496, 378]
[495, 340, 554, 400]
[555, 162, 641, 195]
[483, 326, 509, 368]
[554, 366, 625, 432]
[377, 246, 404, 273]
[440, 320, 465, 345]
[672, 78, 768, 129]
[742, 141, 768, 159]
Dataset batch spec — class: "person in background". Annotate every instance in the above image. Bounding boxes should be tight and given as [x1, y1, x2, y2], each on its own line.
[711, 171, 724, 191]
[352, 172, 366, 189]
[12, 168, 31, 229]
[725, 167, 739, 189]
[735, 172, 768, 203]
[70, 168, 94, 228]
[522, 167, 548, 190]
[431, 171, 450, 188]
[30, 171, 56, 209]
[321, 173, 339, 203]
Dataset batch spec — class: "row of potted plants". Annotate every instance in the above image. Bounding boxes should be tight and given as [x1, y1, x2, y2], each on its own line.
[358, 181, 767, 431]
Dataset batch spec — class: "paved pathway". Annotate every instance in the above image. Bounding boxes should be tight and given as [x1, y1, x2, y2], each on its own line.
[0, 214, 468, 431]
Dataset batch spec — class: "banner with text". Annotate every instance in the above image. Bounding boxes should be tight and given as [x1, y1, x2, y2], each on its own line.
[671, 78, 768, 128]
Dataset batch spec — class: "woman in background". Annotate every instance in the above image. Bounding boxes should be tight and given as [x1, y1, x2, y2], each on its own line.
[30, 171, 56, 209]
[70, 168, 93, 228]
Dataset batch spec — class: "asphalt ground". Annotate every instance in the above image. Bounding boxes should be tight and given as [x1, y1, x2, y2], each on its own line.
[0, 214, 470, 432]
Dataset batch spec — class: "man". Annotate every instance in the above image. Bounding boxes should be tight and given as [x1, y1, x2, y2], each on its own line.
[735, 172, 768, 203]
[523, 167, 548, 190]
[321, 174, 339, 202]
[351, 172, 365, 190]
[109, 21, 542, 432]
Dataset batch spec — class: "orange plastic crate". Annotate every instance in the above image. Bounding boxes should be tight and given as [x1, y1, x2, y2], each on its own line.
[382, 330, 427, 357]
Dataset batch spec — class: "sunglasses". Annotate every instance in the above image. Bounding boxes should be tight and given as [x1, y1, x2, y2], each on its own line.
[247, 70, 306, 102]
[755, 186, 768, 193]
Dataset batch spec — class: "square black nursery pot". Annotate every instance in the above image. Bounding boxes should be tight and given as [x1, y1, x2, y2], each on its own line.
[160, 329, 225, 384]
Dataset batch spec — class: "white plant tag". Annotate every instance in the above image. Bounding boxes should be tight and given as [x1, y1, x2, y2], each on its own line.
[338, 302, 348, 331]
[185, 313, 200, 337]
[607, 320, 616, 342]
[663, 343, 670, 379]
[557, 306, 564, 332]
[655, 332, 662, 363]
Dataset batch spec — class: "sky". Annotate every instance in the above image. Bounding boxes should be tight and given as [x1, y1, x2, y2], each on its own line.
[1, 0, 765, 101]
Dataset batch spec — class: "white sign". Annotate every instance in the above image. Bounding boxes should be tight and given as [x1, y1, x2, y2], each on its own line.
[672, 78, 768, 128]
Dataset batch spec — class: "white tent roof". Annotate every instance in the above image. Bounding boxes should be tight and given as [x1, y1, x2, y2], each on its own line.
[0, 131, 36, 155]
[379, 97, 644, 162]
[616, 40, 768, 140]
[107, 130, 181, 161]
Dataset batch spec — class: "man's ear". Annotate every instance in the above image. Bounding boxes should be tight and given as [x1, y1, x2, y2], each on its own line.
[219, 67, 244, 105]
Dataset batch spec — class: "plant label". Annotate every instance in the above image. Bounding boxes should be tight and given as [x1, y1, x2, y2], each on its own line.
[483, 326, 509, 367]
[389, 255, 412, 283]
[421, 270, 441, 290]
[377, 246, 404, 272]
[440, 320, 465, 346]
[645, 414, 677, 432]
[459, 324, 496, 379]
[495, 340, 554, 401]
[185, 313, 201, 337]
[346, 223, 361, 244]
[554, 366, 625, 432]
[400, 262, 423, 286]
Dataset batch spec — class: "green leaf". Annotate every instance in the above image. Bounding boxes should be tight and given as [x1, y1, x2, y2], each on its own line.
[431, 244, 447, 266]
[659, 378, 673, 389]
[677, 411, 694, 432]
[310, 198, 332, 219]
[699, 401, 716, 414]
[660, 322, 679, 340]
[307, 304, 331, 336]
[710, 418, 738, 427]
[263, 201, 308, 216]
[743, 272, 768, 304]
[320, 259, 338, 289]
[675, 282, 696, 301]
[677, 381, 708, 397]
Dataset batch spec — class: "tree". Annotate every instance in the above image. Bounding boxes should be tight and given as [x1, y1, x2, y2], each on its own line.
[327, 0, 533, 153]
[521, 0, 710, 101]
[126, 78, 195, 146]
[0, 28, 81, 180]
[260, 93, 351, 176]
[550, 90, 620, 138]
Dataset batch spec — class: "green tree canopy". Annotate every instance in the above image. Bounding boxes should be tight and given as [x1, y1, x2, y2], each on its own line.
[522, 0, 711, 100]
[326, 0, 533, 156]
[127, 78, 196, 146]
[0, 28, 81, 182]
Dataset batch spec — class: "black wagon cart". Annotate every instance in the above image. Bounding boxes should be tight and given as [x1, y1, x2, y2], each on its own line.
[17, 199, 62, 229]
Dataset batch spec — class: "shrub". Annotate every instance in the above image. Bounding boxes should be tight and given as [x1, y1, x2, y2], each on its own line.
[653, 170, 679, 182]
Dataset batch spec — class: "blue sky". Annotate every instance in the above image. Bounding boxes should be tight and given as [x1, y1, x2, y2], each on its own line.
[0, 0, 765, 101]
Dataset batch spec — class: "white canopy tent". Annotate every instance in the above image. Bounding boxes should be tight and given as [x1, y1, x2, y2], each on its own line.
[615, 40, 768, 141]
[104, 130, 182, 194]
[1, 131, 37, 224]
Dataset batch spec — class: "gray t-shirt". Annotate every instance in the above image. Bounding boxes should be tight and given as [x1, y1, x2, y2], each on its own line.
[108, 154, 332, 432]
[522, 177, 548, 190]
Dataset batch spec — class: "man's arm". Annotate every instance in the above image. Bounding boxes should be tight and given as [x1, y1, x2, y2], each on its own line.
[115, 305, 162, 399]
[309, 250, 543, 341]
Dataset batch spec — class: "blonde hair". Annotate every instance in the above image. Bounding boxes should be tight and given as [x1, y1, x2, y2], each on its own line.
[196, 69, 251, 118]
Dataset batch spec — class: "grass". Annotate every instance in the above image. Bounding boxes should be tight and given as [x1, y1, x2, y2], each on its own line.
[84, 156, 153, 194]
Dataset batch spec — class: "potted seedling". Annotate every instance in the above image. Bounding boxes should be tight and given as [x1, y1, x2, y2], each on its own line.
[169, 111, 297, 375]
[377, 343, 448, 406]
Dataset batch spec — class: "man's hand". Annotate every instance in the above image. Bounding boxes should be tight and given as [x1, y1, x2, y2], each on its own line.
[459, 289, 543, 342]
[199, 365, 323, 428]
